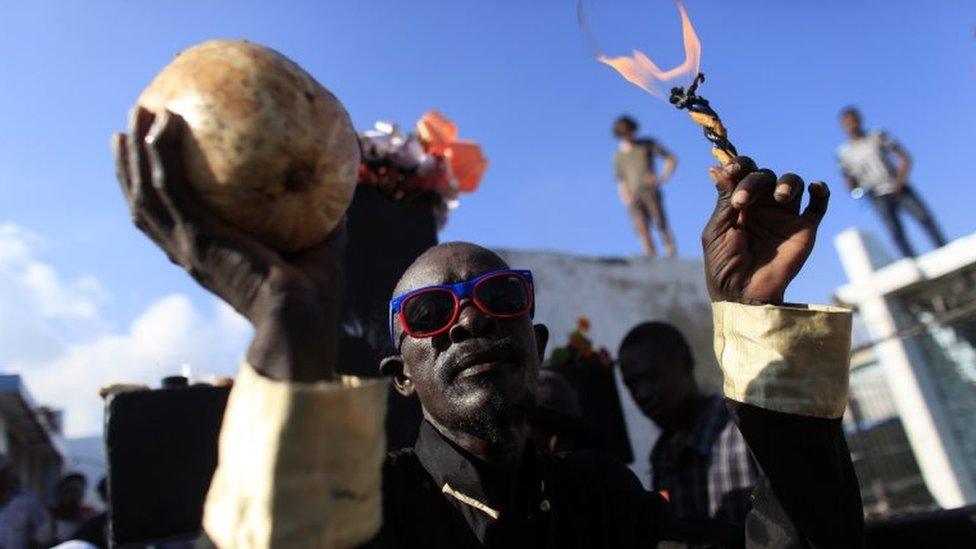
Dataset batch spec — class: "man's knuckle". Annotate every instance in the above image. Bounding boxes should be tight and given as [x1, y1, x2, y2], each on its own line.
[265, 267, 316, 298]
[186, 265, 208, 284]
[150, 165, 168, 188]
[172, 221, 202, 250]
[167, 224, 196, 259]
[131, 212, 149, 231]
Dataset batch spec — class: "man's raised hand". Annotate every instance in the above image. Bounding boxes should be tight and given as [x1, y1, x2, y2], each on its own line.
[701, 157, 829, 305]
[113, 107, 344, 381]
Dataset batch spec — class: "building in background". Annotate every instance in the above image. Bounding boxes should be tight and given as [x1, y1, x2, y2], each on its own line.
[844, 342, 935, 516]
[0, 373, 66, 499]
[836, 229, 976, 509]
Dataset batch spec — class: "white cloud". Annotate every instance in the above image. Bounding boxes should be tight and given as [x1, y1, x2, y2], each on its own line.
[0, 223, 252, 436]
[22, 263, 103, 319]
[31, 296, 250, 435]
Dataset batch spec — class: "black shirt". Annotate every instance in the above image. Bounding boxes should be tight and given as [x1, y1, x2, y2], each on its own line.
[367, 400, 865, 548]
[372, 421, 671, 548]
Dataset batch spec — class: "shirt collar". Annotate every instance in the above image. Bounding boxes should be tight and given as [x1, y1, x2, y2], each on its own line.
[413, 420, 543, 521]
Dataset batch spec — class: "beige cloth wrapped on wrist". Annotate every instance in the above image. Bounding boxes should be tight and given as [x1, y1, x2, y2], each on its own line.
[203, 365, 388, 548]
[713, 301, 852, 419]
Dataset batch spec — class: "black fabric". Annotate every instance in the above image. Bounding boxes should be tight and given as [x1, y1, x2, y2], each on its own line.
[359, 399, 864, 548]
[105, 385, 230, 546]
[341, 185, 439, 356]
[339, 185, 438, 450]
[364, 421, 761, 548]
[410, 421, 549, 545]
[370, 420, 671, 548]
[865, 505, 976, 548]
[542, 361, 634, 464]
[726, 400, 865, 548]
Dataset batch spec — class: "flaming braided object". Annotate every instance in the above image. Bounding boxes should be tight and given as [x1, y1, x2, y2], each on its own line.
[669, 72, 738, 166]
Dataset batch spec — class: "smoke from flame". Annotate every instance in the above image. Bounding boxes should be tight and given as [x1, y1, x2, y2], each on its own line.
[579, 1, 702, 99]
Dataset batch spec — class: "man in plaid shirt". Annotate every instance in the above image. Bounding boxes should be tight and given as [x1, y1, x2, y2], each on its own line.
[619, 321, 758, 525]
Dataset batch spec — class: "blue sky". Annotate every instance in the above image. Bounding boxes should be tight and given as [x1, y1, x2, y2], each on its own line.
[1, 1, 974, 433]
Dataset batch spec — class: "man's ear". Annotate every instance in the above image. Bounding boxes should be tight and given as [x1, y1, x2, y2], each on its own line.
[534, 323, 549, 363]
[379, 355, 415, 397]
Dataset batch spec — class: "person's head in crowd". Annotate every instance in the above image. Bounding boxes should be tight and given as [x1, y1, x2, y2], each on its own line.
[381, 242, 548, 462]
[613, 115, 638, 142]
[618, 321, 699, 431]
[0, 454, 17, 495]
[529, 369, 584, 454]
[839, 106, 864, 139]
[55, 473, 87, 512]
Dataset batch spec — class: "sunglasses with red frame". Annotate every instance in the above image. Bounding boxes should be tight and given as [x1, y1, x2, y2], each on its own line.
[389, 269, 535, 347]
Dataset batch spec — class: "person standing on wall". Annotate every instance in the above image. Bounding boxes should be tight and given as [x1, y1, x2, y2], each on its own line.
[837, 106, 947, 258]
[613, 115, 679, 259]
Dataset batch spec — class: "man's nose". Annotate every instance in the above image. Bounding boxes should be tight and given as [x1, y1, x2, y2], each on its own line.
[448, 300, 498, 343]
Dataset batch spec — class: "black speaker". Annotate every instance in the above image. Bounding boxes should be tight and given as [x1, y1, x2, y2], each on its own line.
[105, 385, 230, 546]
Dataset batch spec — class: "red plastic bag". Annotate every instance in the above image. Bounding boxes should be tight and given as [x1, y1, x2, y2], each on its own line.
[416, 111, 488, 193]
[443, 141, 489, 193]
[416, 110, 458, 147]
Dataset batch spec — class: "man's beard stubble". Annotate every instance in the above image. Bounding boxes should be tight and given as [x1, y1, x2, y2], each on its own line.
[453, 385, 534, 444]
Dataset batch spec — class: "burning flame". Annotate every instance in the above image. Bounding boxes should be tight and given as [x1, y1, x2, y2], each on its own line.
[579, 1, 701, 99]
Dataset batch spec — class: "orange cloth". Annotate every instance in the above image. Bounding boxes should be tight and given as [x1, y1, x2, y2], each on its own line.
[416, 110, 458, 146]
[417, 111, 489, 193]
[441, 141, 489, 193]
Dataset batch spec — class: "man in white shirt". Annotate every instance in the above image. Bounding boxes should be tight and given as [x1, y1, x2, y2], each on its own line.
[836, 107, 946, 257]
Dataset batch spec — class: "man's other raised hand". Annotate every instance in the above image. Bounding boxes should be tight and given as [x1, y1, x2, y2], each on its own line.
[702, 156, 829, 305]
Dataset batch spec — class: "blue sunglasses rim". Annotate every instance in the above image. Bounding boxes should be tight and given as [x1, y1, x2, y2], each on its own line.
[388, 268, 534, 345]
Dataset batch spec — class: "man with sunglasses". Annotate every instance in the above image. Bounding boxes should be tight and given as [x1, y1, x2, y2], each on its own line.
[115, 109, 863, 547]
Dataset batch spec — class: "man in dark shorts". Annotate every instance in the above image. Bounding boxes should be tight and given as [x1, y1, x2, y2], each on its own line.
[613, 115, 678, 258]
